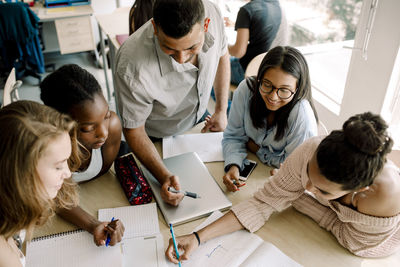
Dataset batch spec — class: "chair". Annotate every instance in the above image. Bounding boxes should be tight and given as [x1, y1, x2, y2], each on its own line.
[317, 121, 329, 136]
[1, 68, 22, 108]
[0, 2, 45, 83]
[244, 52, 267, 78]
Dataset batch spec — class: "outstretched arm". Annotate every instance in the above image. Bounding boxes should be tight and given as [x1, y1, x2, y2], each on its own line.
[165, 211, 243, 263]
[228, 28, 249, 58]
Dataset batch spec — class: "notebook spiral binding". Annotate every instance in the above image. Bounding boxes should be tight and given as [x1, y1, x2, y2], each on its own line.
[32, 229, 85, 242]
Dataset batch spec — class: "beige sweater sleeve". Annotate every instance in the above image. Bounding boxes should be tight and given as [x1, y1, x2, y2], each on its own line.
[292, 193, 400, 258]
[231, 137, 317, 232]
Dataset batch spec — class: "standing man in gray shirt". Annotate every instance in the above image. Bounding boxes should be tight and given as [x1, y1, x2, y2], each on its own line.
[114, 0, 230, 206]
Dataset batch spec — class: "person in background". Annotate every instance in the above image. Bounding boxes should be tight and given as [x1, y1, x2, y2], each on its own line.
[114, 0, 230, 206]
[40, 64, 125, 246]
[166, 112, 400, 261]
[129, 0, 155, 35]
[226, 0, 282, 85]
[222, 46, 318, 192]
[0, 101, 80, 267]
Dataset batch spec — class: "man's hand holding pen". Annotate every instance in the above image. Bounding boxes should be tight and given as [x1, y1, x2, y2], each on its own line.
[161, 175, 184, 206]
[168, 187, 201, 199]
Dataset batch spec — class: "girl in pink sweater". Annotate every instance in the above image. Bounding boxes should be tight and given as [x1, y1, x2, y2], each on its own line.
[166, 112, 400, 262]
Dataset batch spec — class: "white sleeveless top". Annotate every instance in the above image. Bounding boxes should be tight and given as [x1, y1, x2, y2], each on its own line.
[19, 230, 25, 267]
[6, 230, 26, 267]
[72, 148, 103, 183]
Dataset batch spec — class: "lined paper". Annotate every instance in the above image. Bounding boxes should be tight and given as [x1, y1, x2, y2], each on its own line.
[98, 203, 159, 238]
[26, 231, 122, 267]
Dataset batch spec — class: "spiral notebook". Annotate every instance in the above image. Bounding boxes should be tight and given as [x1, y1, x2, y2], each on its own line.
[26, 203, 167, 267]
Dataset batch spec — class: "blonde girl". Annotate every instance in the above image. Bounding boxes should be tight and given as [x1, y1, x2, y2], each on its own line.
[0, 100, 80, 267]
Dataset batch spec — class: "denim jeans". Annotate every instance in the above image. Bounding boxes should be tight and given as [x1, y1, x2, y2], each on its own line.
[230, 57, 245, 86]
[210, 88, 231, 116]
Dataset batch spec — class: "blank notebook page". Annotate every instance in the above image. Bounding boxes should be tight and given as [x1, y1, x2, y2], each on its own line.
[26, 230, 122, 267]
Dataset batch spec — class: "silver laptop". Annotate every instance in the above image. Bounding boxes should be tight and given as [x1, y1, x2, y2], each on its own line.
[141, 152, 232, 226]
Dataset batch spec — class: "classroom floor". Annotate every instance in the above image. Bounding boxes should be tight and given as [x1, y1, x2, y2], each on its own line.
[1, 51, 111, 107]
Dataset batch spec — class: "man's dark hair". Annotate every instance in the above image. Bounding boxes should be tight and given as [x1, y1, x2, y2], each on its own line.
[40, 64, 102, 114]
[153, 0, 205, 38]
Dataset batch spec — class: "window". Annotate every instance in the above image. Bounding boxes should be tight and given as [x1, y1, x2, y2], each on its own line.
[223, 0, 400, 144]
[285, 0, 400, 143]
[280, 0, 363, 115]
[382, 46, 400, 149]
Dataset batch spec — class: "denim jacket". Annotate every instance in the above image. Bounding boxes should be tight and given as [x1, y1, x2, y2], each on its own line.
[222, 80, 317, 169]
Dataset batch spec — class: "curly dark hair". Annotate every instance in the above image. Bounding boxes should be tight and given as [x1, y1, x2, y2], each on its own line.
[317, 112, 393, 190]
[40, 64, 102, 114]
[247, 46, 318, 141]
[153, 0, 205, 38]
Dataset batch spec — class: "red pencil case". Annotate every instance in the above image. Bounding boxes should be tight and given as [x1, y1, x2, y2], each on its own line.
[114, 153, 152, 205]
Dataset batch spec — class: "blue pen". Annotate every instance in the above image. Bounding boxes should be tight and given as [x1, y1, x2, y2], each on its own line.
[105, 217, 115, 247]
[169, 223, 182, 267]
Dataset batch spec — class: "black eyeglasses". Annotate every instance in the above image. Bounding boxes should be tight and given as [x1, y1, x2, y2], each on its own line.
[258, 80, 296, 99]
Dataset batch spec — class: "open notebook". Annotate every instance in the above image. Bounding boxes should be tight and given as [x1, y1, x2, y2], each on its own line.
[26, 203, 167, 267]
[180, 211, 303, 267]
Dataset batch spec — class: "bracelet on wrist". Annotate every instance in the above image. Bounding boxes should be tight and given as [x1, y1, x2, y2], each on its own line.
[193, 231, 201, 245]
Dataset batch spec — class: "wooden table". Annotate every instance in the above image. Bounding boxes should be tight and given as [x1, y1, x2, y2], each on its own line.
[33, 125, 400, 266]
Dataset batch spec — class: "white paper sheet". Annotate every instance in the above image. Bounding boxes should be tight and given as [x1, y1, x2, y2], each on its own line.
[122, 234, 167, 267]
[179, 211, 302, 267]
[163, 132, 224, 162]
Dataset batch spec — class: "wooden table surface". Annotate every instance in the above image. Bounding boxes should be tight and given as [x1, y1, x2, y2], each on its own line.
[33, 125, 400, 266]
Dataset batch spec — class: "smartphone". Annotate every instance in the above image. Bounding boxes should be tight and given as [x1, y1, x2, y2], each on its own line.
[239, 160, 257, 181]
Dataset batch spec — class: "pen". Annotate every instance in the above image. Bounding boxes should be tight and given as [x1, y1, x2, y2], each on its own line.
[169, 223, 182, 267]
[105, 217, 115, 247]
[168, 187, 201, 199]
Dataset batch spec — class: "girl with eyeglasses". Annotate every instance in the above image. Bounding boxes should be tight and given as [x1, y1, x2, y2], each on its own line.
[166, 112, 400, 261]
[222, 46, 318, 192]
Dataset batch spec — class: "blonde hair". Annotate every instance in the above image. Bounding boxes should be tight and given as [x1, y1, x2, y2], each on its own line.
[0, 100, 80, 240]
